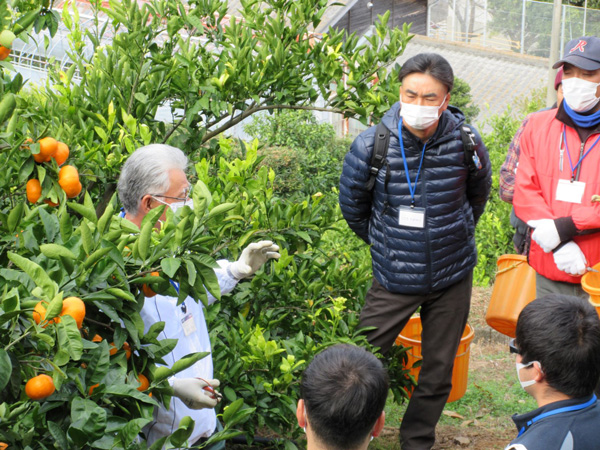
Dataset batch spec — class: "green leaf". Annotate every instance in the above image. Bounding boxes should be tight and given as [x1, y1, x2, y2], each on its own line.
[83, 247, 112, 269]
[39, 207, 60, 242]
[59, 210, 73, 242]
[222, 398, 243, 424]
[140, 205, 166, 232]
[58, 315, 83, 361]
[197, 265, 221, 302]
[7, 202, 24, 233]
[169, 416, 194, 447]
[68, 202, 97, 223]
[185, 259, 196, 289]
[97, 203, 114, 235]
[104, 384, 158, 405]
[7, 252, 58, 300]
[2, 287, 19, 313]
[68, 397, 108, 446]
[40, 243, 77, 260]
[296, 230, 313, 244]
[106, 287, 136, 302]
[86, 340, 110, 385]
[79, 220, 93, 255]
[207, 202, 236, 220]
[193, 180, 212, 216]
[153, 352, 209, 382]
[137, 220, 152, 261]
[0, 349, 12, 392]
[48, 421, 69, 449]
[119, 418, 153, 446]
[161, 258, 181, 278]
[53, 348, 70, 366]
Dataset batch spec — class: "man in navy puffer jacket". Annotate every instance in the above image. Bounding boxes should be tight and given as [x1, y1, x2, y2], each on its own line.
[339, 53, 491, 450]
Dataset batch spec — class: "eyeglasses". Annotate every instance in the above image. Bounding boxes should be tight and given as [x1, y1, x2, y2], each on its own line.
[145, 186, 192, 203]
[509, 338, 519, 355]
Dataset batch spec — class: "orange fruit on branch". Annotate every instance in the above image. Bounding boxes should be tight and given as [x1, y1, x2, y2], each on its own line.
[142, 271, 160, 297]
[58, 165, 82, 198]
[0, 46, 10, 61]
[26, 179, 42, 203]
[137, 374, 150, 391]
[123, 341, 132, 360]
[25, 374, 55, 400]
[62, 296, 86, 328]
[33, 297, 85, 329]
[33, 301, 59, 327]
[53, 142, 69, 166]
[0, 441, 8, 450]
[43, 199, 59, 207]
[38, 137, 58, 159]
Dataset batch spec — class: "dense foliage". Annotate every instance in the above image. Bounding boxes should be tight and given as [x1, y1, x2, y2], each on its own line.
[0, 0, 416, 448]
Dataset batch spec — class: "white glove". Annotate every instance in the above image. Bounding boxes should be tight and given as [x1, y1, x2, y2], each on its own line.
[553, 241, 587, 276]
[229, 240, 280, 279]
[171, 378, 221, 409]
[528, 219, 560, 253]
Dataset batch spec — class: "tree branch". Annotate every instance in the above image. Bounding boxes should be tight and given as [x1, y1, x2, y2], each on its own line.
[201, 104, 348, 143]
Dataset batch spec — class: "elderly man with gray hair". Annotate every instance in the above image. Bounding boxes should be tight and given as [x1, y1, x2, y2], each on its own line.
[117, 144, 280, 447]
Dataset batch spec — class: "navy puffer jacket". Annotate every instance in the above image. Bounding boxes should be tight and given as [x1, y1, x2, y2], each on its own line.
[339, 102, 491, 294]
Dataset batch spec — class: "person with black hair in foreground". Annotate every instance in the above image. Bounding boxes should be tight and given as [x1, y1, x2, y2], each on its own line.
[506, 295, 600, 450]
[296, 345, 388, 450]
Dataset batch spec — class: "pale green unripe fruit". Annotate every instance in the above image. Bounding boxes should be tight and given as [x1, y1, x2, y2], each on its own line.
[0, 30, 16, 48]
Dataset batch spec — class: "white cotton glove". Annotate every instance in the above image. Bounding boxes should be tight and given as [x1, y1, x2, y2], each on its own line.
[229, 240, 281, 279]
[553, 241, 587, 276]
[171, 378, 221, 409]
[527, 219, 561, 253]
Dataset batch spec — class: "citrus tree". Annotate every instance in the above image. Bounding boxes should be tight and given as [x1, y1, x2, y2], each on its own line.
[0, 0, 416, 447]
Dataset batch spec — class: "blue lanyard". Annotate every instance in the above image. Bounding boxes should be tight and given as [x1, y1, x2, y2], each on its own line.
[517, 394, 597, 437]
[563, 125, 600, 181]
[398, 118, 427, 207]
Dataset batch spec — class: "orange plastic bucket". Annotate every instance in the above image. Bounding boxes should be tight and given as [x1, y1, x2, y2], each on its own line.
[395, 316, 474, 403]
[486, 255, 537, 338]
[580, 262, 600, 317]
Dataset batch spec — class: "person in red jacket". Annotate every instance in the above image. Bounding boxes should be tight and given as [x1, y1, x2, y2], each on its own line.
[513, 36, 600, 297]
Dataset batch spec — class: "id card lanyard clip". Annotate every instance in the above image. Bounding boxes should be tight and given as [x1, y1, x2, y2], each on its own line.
[398, 118, 427, 208]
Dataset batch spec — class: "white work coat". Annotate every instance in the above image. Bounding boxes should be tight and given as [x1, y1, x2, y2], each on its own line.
[140, 260, 238, 445]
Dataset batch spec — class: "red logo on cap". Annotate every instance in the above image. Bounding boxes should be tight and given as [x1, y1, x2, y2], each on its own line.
[570, 40, 587, 53]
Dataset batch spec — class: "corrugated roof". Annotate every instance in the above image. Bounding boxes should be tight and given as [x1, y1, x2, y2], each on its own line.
[397, 35, 550, 129]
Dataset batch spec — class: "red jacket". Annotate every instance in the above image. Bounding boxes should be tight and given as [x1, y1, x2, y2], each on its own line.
[514, 108, 600, 283]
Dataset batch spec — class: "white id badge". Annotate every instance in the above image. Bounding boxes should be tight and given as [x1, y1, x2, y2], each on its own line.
[399, 206, 425, 228]
[181, 313, 197, 336]
[556, 179, 585, 204]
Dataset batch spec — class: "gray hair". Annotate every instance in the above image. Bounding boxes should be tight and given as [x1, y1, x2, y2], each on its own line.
[117, 144, 188, 216]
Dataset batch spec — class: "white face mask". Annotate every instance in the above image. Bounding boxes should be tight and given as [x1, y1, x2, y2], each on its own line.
[562, 77, 600, 112]
[400, 95, 447, 130]
[516, 360, 539, 389]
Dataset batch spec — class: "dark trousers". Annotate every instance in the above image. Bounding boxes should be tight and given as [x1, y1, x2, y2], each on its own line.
[359, 273, 472, 450]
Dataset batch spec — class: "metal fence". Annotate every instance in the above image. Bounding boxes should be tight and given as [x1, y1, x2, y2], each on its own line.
[428, 0, 600, 58]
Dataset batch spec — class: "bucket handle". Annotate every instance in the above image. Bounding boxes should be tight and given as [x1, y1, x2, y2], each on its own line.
[496, 260, 525, 276]
[406, 348, 471, 360]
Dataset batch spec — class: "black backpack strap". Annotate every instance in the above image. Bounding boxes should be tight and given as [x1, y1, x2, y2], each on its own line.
[366, 123, 390, 191]
[459, 125, 482, 173]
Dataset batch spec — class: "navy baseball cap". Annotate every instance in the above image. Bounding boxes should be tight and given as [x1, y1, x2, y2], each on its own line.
[553, 36, 600, 71]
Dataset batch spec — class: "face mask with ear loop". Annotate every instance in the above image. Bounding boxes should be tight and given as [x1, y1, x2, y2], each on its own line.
[152, 197, 194, 213]
[561, 76, 600, 112]
[516, 360, 541, 389]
